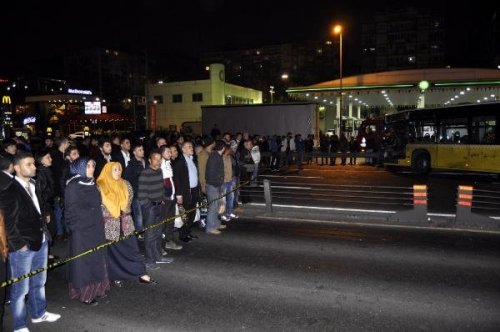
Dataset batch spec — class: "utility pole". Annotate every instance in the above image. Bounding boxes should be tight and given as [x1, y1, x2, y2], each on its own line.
[144, 50, 149, 130]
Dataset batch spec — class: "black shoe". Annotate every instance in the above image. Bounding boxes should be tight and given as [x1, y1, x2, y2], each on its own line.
[188, 234, 199, 239]
[180, 237, 192, 243]
[139, 277, 158, 285]
[83, 299, 99, 306]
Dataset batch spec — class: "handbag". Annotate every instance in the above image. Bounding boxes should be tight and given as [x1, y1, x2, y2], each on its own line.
[194, 206, 201, 222]
[174, 204, 184, 228]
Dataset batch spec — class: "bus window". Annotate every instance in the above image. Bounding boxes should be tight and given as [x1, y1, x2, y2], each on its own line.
[439, 118, 468, 144]
[412, 121, 436, 143]
[471, 116, 496, 144]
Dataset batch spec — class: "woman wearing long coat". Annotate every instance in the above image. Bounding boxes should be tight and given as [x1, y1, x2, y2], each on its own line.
[96, 162, 155, 285]
[65, 157, 110, 305]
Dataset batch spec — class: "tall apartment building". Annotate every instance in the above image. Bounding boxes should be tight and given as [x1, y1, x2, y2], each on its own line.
[360, 7, 446, 73]
[201, 41, 338, 102]
[64, 48, 147, 109]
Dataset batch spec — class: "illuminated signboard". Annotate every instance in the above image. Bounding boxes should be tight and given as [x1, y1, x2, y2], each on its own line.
[84, 101, 101, 114]
[68, 88, 92, 95]
[23, 116, 36, 125]
[2, 95, 11, 104]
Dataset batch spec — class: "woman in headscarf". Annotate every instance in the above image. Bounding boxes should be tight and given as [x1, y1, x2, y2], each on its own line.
[65, 157, 110, 305]
[96, 162, 156, 285]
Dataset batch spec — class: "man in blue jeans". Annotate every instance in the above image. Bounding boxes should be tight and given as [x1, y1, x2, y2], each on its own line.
[205, 141, 226, 235]
[0, 152, 60, 332]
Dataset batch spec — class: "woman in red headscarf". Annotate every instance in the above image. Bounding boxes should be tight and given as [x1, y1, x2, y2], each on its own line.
[97, 162, 156, 286]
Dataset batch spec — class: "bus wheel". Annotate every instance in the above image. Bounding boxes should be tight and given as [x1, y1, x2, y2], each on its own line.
[413, 153, 430, 174]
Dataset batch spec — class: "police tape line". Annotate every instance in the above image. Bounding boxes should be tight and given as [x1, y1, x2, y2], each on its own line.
[0, 181, 249, 288]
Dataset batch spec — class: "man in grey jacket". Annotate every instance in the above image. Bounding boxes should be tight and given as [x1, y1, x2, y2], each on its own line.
[205, 141, 226, 235]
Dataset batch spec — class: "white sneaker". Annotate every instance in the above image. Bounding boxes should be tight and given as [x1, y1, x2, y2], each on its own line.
[31, 311, 61, 323]
[220, 215, 231, 222]
[229, 213, 239, 219]
[14, 328, 30, 332]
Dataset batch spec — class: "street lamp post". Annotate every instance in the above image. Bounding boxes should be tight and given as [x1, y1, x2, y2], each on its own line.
[333, 24, 343, 136]
[270, 85, 275, 104]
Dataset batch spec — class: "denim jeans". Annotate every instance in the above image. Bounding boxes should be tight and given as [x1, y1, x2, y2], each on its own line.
[232, 176, 240, 208]
[131, 198, 143, 231]
[142, 203, 167, 264]
[251, 163, 259, 185]
[53, 201, 64, 236]
[223, 181, 234, 216]
[8, 240, 48, 330]
[206, 184, 222, 232]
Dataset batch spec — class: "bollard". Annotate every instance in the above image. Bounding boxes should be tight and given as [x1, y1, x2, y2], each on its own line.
[263, 179, 273, 214]
[390, 184, 429, 223]
[454, 185, 493, 228]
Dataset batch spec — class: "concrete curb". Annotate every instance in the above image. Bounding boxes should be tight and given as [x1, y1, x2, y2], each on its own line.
[238, 203, 500, 235]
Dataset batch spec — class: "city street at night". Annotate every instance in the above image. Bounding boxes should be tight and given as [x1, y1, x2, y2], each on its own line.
[1, 1, 500, 331]
[4, 211, 500, 331]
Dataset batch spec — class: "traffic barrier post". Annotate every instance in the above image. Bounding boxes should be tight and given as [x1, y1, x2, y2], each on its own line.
[390, 184, 429, 223]
[454, 185, 494, 228]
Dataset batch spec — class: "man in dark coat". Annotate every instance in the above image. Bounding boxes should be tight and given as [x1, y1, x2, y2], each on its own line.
[0, 152, 60, 331]
[173, 141, 200, 242]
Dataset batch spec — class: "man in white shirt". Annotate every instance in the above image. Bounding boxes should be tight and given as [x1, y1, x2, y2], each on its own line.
[0, 152, 60, 332]
[112, 138, 131, 171]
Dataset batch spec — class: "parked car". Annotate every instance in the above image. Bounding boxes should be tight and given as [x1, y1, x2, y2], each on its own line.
[68, 131, 86, 139]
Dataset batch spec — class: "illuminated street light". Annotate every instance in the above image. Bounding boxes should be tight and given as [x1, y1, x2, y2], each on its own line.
[332, 24, 343, 135]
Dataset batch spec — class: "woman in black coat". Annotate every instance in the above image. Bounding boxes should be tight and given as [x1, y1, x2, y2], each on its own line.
[65, 157, 110, 305]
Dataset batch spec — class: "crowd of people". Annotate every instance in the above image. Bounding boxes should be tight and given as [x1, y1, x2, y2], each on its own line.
[0, 129, 268, 332]
[0, 127, 369, 331]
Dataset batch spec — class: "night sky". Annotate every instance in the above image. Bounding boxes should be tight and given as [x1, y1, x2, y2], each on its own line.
[0, 0, 498, 78]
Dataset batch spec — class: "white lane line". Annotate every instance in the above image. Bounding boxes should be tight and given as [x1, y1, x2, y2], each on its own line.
[310, 169, 387, 173]
[255, 215, 500, 235]
[428, 212, 456, 218]
[270, 185, 312, 190]
[247, 203, 396, 214]
[260, 175, 323, 179]
[248, 203, 498, 220]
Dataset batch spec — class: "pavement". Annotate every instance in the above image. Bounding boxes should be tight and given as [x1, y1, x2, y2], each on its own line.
[3, 215, 500, 332]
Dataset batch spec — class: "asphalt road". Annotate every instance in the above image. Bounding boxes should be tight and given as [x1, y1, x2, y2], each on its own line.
[4, 217, 500, 331]
[248, 164, 500, 215]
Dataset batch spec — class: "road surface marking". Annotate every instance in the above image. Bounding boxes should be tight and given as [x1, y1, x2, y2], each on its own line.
[260, 175, 323, 179]
[255, 215, 500, 235]
[247, 202, 396, 214]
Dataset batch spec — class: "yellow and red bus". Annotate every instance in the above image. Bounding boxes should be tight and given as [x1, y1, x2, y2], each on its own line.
[382, 102, 499, 174]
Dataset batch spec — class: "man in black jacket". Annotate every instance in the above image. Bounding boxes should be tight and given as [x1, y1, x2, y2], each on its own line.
[205, 141, 225, 235]
[124, 143, 148, 231]
[112, 137, 131, 171]
[0, 152, 60, 331]
[173, 141, 200, 242]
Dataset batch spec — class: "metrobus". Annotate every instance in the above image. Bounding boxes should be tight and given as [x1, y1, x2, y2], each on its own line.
[381, 102, 499, 174]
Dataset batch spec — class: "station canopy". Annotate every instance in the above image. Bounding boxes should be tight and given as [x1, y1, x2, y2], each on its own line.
[286, 68, 500, 109]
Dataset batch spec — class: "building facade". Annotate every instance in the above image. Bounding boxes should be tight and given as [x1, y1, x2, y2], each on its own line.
[64, 48, 148, 127]
[148, 64, 262, 132]
[360, 7, 446, 73]
[201, 41, 338, 103]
